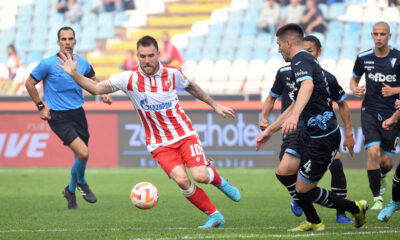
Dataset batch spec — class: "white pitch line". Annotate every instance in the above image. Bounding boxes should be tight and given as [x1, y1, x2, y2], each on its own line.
[1, 226, 399, 234]
[125, 230, 400, 240]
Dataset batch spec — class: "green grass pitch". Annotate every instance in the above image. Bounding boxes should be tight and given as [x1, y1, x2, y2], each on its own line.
[0, 168, 399, 239]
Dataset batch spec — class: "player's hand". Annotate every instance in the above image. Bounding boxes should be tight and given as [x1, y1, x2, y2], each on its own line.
[39, 107, 51, 120]
[382, 83, 397, 97]
[214, 104, 235, 119]
[343, 135, 355, 157]
[282, 115, 298, 136]
[56, 51, 78, 76]
[352, 85, 365, 98]
[383, 116, 397, 130]
[259, 118, 268, 131]
[101, 94, 112, 105]
[255, 128, 273, 151]
[396, 99, 400, 110]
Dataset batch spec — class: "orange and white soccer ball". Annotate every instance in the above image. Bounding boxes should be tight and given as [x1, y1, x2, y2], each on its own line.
[130, 182, 159, 209]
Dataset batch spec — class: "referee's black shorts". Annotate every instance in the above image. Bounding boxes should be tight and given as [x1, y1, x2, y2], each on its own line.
[48, 107, 89, 146]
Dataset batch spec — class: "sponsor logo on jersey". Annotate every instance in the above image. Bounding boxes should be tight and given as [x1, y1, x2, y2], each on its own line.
[368, 72, 397, 82]
[139, 97, 172, 111]
[294, 69, 308, 77]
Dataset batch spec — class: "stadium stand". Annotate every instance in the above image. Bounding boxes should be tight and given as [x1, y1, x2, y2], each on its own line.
[0, 0, 398, 96]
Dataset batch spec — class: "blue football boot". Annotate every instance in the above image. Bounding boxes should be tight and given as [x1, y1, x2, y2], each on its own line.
[218, 177, 241, 202]
[198, 212, 225, 229]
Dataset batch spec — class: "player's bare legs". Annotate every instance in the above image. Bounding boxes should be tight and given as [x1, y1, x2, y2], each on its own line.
[275, 153, 302, 217]
[190, 165, 241, 202]
[170, 164, 224, 228]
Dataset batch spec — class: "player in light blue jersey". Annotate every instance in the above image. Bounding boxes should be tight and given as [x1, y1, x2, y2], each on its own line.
[25, 26, 112, 210]
[350, 21, 400, 210]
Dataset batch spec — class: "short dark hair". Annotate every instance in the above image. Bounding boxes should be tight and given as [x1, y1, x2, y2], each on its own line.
[57, 26, 75, 40]
[304, 35, 322, 51]
[276, 23, 304, 44]
[137, 35, 159, 51]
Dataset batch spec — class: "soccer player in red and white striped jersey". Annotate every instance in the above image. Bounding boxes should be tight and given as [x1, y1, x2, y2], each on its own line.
[57, 35, 241, 228]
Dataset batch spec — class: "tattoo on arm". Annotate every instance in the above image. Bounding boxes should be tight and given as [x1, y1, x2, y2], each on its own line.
[185, 81, 216, 107]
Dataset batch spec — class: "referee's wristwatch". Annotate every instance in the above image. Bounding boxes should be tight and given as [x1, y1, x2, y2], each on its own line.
[36, 101, 45, 111]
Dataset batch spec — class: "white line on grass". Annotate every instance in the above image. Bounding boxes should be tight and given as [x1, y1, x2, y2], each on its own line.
[1, 226, 399, 234]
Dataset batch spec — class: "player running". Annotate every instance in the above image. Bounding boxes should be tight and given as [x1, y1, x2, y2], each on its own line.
[260, 35, 355, 224]
[350, 21, 400, 210]
[256, 24, 368, 231]
[56, 35, 241, 228]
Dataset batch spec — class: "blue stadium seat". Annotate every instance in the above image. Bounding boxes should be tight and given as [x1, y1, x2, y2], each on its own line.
[342, 32, 359, 47]
[18, 5, 32, 17]
[244, 9, 260, 21]
[81, 13, 97, 26]
[362, 22, 374, 34]
[241, 21, 257, 36]
[327, 3, 345, 20]
[97, 25, 114, 39]
[27, 50, 43, 64]
[75, 36, 96, 52]
[15, 38, 30, 53]
[185, 48, 201, 61]
[340, 46, 357, 60]
[228, 10, 244, 23]
[225, 21, 241, 36]
[114, 12, 129, 27]
[1, 28, 16, 42]
[205, 35, 221, 48]
[321, 47, 339, 60]
[249, 0, 263, 8]
[318, 4, 328, 18]
[255, 33, 273, 47]
[48, 13, 65, 28]
[201, 46, 218, 61]
[236, 47, 252, 61]
[209, 23, 225, 36]
[360, 32, 372, 49]
[239, 35, 255, 48]
[325, 32, 342, 48]
[30, 36, 47, 51]
[188, 36, 204, 49]
[218, 47, 235, 61]
[328, 21, 343, 34]
[253, 46, 269, 60]
[98, 12, 114, 27]
[222, 34, 238, 48]
[345, 22, 361, 34]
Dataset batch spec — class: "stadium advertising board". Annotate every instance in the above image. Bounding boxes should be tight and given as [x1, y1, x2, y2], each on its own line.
[118, 110, 376, 168]
[0, 114, 118, 167]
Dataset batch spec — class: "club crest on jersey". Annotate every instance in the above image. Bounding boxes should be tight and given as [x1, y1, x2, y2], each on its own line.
[139, 97, 172, 111]
[390, 58, 397, 68]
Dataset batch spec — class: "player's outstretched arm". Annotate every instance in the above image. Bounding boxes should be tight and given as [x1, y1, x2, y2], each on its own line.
[382, 83, 400, 97]
[91, 76, 112, 105]
[383, 110, 400, 130]
[338, 101, 355, 157]
[57, 52, 113, 96]
[260, 95, 277, 131]
[349, 76, 365, 98]
[255, 104, 294, 151]
[184, 80, 235, 118]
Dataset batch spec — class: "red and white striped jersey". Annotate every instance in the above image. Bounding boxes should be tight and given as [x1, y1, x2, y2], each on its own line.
[108, 63, 196, 152]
